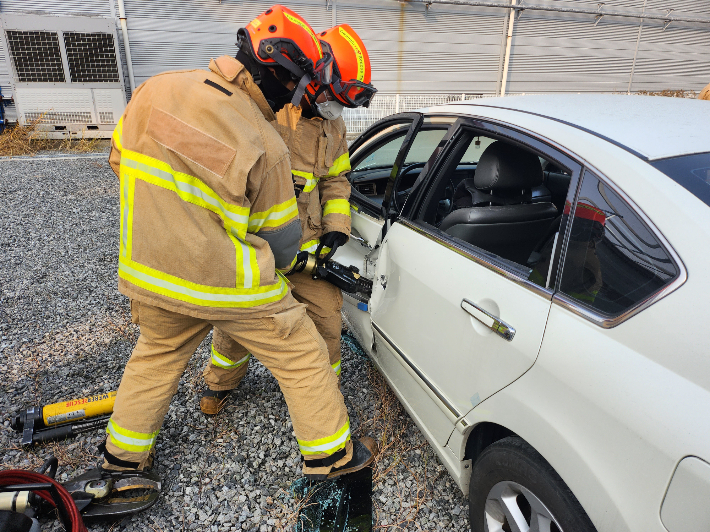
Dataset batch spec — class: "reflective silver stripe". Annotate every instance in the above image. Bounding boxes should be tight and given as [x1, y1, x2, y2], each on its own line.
[122, 157, 248, 229]
[119, 260, 285, 303]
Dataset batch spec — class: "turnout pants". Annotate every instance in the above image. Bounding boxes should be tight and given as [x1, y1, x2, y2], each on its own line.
[105, 295, 352, 476]
[204, 272, 343, 391]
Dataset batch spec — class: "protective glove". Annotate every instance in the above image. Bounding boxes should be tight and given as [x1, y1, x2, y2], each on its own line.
[320, 231, 348, 253]
[317, 231, 348, 262]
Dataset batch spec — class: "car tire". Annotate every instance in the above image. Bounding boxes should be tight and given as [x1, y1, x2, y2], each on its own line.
[469, 436, 596, 532]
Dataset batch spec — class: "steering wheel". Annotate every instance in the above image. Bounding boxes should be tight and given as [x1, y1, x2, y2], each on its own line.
[398, 162, 427, 183]
[392, 162, 427, 211]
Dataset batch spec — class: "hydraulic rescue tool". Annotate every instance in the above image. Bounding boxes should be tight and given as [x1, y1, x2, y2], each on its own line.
[287, 243, 373, 298]
[12, 392, 115, 445]
[0, 456, 161, 529]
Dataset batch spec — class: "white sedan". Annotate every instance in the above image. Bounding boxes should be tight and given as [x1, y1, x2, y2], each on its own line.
[333, 94, 710, 532]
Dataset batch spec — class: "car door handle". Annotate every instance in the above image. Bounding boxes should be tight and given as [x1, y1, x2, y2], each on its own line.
[461, 299, 516, 342]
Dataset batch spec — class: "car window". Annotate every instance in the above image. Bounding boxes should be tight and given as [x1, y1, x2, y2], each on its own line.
[559, 170, 678, 315]
[403, 129, 449, 165]
[349, 123, 412, 206]
[416, 130, 573, 288]
[459, 136, 497, 164]
[650, 152, 710, 208]
[354, 133, 407, 172]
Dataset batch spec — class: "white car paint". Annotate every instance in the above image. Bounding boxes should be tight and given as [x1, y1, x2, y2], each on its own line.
[340, 95, 710, 532]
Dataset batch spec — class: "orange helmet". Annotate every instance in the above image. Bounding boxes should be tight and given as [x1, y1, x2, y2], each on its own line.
[318, 24, 377, 108]
[238, 5, 333, 105]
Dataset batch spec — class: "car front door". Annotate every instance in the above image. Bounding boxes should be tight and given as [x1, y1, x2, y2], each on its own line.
[369, 119, 582, 446]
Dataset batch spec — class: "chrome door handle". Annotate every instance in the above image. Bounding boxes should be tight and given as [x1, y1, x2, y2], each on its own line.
[461, 299, 516, 342]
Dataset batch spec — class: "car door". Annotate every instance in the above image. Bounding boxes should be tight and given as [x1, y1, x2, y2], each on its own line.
[335, 114, 457, 352]
[369, 118, 583, 446]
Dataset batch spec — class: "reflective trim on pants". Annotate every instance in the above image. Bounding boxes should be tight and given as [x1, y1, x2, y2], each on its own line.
[298, 418, 351, 456]
[106, 418, 159, 453]
[211, 344, 251, 369]
[331, 360, 342, 377]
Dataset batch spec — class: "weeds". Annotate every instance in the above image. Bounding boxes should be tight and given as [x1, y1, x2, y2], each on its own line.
[0, 118, 106, 157]
[635, 89, 697, 98]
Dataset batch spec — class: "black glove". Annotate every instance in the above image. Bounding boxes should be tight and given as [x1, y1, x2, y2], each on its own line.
[320, 231, 348, 252]
[317, 231, 348, 262]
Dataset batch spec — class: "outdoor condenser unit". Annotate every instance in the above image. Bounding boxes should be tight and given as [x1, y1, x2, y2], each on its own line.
[1, 13, 127, 139]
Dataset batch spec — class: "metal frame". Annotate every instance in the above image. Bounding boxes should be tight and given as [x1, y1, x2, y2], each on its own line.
[408, 0, 710, 27]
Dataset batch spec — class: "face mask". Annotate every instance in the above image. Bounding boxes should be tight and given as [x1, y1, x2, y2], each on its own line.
[315, 100, 344, 120]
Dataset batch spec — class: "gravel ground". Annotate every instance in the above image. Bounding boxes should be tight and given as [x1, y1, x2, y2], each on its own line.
[0, 153, 469, 531]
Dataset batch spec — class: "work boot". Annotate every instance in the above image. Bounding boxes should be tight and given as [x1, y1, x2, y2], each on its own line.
[200, 388, 232, 415]
[305, 437, 378, 481]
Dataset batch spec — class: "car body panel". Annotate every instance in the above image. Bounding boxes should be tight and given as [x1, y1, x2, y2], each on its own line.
[369, 221, 552, 445]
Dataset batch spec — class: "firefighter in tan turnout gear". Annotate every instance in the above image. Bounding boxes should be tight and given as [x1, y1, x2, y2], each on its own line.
[99, 5, 376, 481]
[700, 83, 710, 101]
[201, 24, 378, 415]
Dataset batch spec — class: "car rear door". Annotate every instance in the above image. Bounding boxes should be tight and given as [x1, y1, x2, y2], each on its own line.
[369, 119, 583, 446]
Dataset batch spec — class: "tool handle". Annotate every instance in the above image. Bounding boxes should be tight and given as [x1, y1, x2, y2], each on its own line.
[31, 416, 110, 444]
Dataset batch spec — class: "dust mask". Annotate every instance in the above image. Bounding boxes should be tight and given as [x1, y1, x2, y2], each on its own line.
[316, 100, 344, 120]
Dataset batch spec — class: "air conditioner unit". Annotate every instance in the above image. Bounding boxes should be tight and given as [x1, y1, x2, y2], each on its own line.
[2, 14, 127, 139]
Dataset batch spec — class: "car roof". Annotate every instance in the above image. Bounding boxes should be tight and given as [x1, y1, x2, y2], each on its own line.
[437, 94, 710, 161]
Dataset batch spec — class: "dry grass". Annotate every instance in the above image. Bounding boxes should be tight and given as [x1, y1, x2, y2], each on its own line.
[358, 363, 433, 531]
[635, 89, 697, 98]
[0, 118, 106, 157]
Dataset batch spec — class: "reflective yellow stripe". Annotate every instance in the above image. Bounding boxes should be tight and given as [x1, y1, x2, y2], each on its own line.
[298, 418, 351, 456]
[299, 239, 331, 255]
[118, 256, 288, 308]
[248, 197, 298, 232]
[120, 149, 249, 240]
[106, 418, 159, 453]
[112, 117, 123, 151]
[327, 152, 351, 177]
[293, 170, 319, 193]
[323, 199, 351, 217]
[211, 345, 250, 369]
[332, 360, 341, 376]
[118, 149, 274, 293]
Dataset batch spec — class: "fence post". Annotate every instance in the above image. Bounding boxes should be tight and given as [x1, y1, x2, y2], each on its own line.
[395, 93, 400, 113]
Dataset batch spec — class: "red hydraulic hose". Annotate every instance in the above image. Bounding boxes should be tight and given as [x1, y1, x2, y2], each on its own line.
[0, 470, 87, 532]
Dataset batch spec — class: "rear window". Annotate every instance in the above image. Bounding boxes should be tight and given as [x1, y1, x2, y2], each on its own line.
[650, 152, 710, 207]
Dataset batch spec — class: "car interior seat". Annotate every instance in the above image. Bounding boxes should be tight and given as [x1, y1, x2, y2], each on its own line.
[439, 141, 559, 265]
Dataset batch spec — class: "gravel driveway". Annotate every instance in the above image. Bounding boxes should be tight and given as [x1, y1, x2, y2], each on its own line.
[0, 153, 469, 531]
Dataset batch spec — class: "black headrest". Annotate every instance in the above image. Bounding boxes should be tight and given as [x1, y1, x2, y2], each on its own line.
[473, 141, 543, 192]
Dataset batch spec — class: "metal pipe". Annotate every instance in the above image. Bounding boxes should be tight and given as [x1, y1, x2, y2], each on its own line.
[405, 0, 710, 26]
[627, 0, 647, 94]
[117, 0, 136, 93]
[500, 0, 516, 97]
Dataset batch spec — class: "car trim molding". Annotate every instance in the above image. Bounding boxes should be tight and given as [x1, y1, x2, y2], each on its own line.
[371, 321, 463, 420]
[398, 219, 555, 301]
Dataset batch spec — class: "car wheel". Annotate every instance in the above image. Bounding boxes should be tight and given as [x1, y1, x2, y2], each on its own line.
[469, 436, 596, 532]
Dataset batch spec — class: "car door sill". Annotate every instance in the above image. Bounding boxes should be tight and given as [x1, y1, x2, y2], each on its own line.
[372, 321, 464, 423]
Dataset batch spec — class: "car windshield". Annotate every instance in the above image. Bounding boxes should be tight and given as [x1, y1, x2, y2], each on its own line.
[650, 152, 710, 207]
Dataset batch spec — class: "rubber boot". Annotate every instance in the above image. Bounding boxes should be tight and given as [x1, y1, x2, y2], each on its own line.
[200, 389, 232, 415]
[305, 437, 378, 481]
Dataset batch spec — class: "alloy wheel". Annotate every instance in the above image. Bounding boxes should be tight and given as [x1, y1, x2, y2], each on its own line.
[484, 480, 564, 532]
